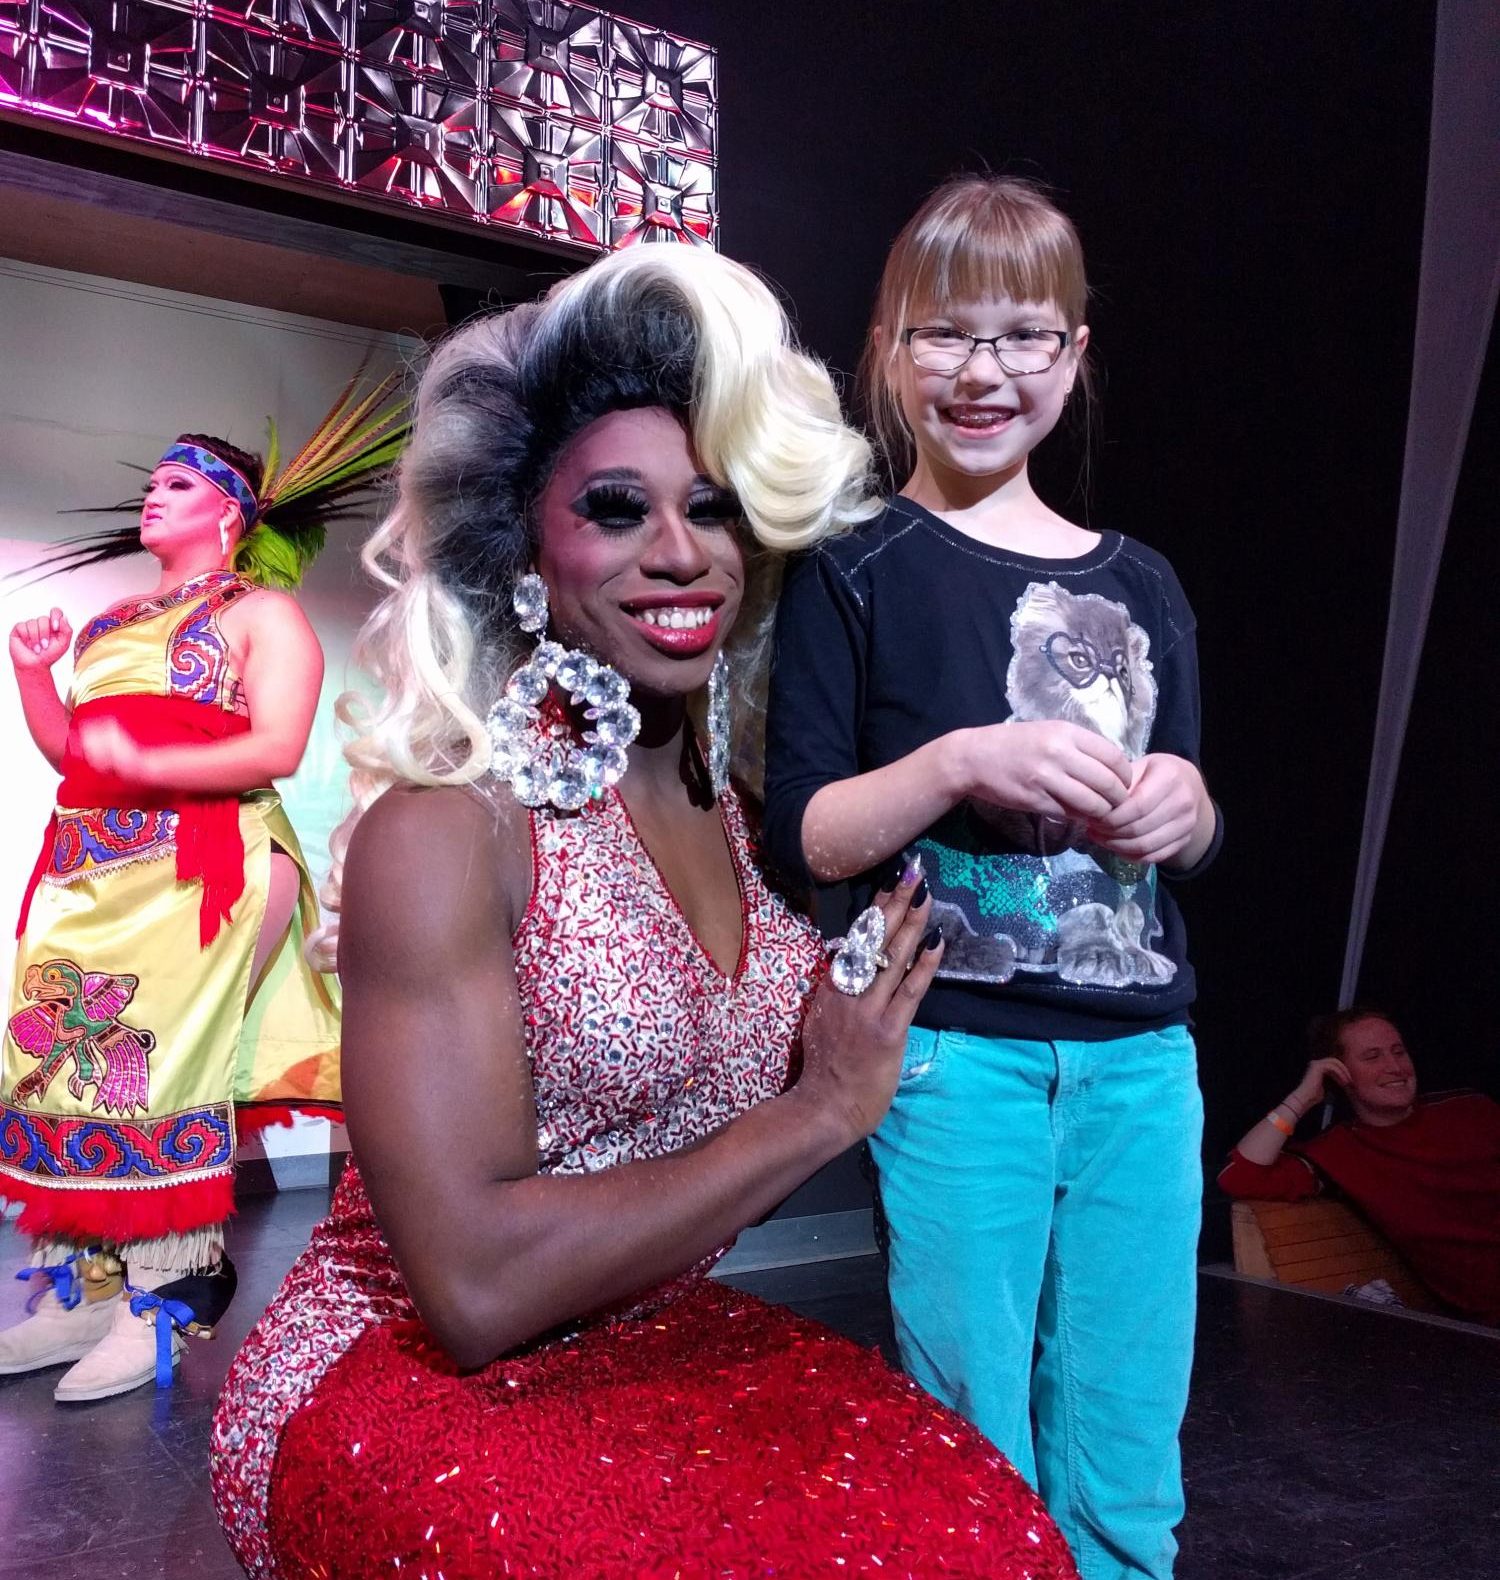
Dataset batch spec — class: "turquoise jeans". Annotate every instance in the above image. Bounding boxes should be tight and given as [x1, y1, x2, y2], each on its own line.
[868, 1023, 1202, 1580]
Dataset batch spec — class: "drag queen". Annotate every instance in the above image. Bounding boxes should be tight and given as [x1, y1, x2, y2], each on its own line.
[210, 248, 1079, 1579]
[0, 386, 404, 1400]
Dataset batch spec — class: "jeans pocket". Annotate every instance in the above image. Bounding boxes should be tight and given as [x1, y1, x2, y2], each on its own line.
[1147, 1024, 1205, 1136]
[898, 1026, 949, 1091]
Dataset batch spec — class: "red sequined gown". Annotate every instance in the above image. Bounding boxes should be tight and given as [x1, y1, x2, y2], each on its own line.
[210, 786, 1077, 1579]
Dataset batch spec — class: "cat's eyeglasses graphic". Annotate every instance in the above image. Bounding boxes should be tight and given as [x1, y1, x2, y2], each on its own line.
[1044, 631, 1133, 703]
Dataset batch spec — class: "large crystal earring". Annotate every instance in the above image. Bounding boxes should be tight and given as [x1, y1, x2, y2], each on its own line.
[487, 573, 640, 812]
[707, 650, 731, 800]
[512, 571, 548, 635]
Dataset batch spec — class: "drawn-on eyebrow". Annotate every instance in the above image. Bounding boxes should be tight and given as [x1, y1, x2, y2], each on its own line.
[578, 468, 722, 489]
[579, 467, 644, 485]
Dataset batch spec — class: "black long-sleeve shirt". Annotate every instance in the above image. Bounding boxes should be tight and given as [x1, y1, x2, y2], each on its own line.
[763, 498, 1221, 1042]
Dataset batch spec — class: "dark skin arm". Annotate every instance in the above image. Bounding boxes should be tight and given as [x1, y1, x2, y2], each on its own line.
[339, 783, 941, 1371]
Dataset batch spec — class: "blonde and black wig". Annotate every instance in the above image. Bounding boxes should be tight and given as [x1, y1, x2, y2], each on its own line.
[315, 246, 877, 962]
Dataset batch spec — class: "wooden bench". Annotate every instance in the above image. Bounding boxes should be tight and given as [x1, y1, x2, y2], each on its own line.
[1230, 1198, 1440, 1312]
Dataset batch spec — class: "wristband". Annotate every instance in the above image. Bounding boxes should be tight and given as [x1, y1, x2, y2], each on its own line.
[1266, 1109, 1295, 1137]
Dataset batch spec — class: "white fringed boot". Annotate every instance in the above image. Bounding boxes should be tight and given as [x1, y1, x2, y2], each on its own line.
[0, 1249, 122, 1375]
[53, 1262, 184, 1403]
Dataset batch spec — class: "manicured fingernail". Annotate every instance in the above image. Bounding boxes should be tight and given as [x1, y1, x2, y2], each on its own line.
[912, 879, 928, 907]
[900, 855, 923, 887]
[922, 926, 942, 951]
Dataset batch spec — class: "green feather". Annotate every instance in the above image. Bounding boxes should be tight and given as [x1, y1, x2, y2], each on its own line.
[263, 416, 282, 491]
[237, 364, 411, 588]
[234, 523, 326, 590]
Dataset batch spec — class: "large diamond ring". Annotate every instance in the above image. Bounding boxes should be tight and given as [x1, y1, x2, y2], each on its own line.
[829, 906, 892, 996]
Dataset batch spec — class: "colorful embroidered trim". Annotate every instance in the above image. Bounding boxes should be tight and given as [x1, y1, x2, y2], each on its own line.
[166, 581, 253, 706]
[48, 809, 177, 882]
[0, 1104, 234, 1184]
[74, 569, 244, 660]
[158, 443, 259, 523]
[169, 602, 229, 704]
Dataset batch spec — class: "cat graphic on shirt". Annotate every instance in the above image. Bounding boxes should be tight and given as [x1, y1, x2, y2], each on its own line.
[928, 581, 1177, 991]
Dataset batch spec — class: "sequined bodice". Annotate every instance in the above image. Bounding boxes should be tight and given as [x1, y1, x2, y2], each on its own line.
[316, 784, 822, 1238]
[515, 786, 823, 1174]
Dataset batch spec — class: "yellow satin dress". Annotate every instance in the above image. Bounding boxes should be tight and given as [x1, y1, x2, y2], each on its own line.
[1, 571, 340, 1264]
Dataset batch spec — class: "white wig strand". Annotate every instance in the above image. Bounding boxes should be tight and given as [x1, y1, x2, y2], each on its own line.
[311, 249, 875, 970]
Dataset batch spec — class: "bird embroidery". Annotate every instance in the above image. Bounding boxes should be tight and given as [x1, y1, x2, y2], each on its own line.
[7, 959, 155, 1115]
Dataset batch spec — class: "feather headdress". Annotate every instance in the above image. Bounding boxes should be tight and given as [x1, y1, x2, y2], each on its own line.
[15, 365, 410, 590]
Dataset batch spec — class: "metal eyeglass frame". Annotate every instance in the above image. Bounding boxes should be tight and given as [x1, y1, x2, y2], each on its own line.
[901, 326, 1072, 376]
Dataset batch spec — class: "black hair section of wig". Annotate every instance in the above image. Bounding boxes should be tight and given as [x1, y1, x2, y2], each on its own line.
[514, 277, 699, 516]
[428, 283, 702, 634]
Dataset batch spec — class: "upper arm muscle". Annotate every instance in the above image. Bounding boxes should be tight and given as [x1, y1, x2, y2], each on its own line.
[337, 784, 538, 1325]
[227, 593, 324, 761]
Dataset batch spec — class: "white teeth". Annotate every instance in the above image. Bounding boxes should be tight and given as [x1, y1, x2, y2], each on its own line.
[636, 607, 712, 629]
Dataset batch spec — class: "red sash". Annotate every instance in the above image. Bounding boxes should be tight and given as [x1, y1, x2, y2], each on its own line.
[17, 695, 255, 948]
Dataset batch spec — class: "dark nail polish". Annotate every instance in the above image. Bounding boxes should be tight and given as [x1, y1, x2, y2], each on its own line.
[922, 926, 942, 951]
[912, 879, 929, 907]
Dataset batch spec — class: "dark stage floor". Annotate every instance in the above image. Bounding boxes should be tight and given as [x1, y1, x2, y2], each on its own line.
[2, 1190, 1496, 1579]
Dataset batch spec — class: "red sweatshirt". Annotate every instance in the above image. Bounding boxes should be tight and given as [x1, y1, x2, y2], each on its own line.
[1218, 1093, 1500, 1325]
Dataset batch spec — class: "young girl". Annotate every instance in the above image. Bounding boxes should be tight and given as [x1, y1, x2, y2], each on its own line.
[764, 176, 1221, 1580]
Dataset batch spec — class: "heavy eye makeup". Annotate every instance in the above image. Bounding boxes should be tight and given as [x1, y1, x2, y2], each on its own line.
[685, 485, 742, 527]
[571, 477, 742, 532]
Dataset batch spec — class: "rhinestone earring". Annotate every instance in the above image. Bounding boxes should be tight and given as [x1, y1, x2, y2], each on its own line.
[512, 571, 548, 635]
[488, 573, 641, 812]
[706, 650, 731, 799]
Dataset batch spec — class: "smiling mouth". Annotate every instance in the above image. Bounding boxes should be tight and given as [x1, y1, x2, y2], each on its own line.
[621, 598, 723, 657]
[633, 606, 714, 630]
[940, 406, 1018, 432]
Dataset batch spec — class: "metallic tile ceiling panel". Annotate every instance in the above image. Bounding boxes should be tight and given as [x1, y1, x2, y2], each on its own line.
[1, 0, 717, 252]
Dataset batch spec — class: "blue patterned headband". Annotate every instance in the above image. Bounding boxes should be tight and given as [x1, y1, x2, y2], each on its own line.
[157, 443, 259, 524]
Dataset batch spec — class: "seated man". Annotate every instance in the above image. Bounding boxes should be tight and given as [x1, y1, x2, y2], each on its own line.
[1218, 1007, 1500, 1325]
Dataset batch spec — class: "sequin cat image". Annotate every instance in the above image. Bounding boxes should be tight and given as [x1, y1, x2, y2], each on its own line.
[926, 580, 1176, 990]
[1005, 581, 1156, 755]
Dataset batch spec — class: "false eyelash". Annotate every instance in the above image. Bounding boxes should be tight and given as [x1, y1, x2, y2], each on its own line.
[576, 483, 744, 531]
[577, 483, 651, 527]
[686, 489, 742, 525]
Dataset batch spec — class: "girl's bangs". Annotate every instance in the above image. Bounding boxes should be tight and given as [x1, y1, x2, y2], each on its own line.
[898, 203, 1086, 327]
